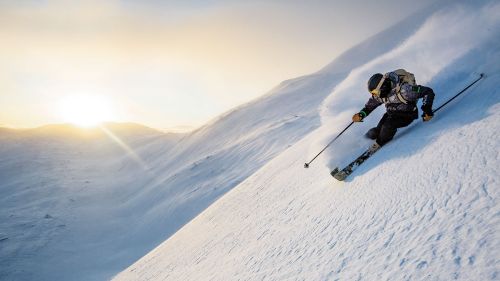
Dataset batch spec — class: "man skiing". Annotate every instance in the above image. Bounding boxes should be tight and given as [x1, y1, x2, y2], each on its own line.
[352, 69, 435, 152]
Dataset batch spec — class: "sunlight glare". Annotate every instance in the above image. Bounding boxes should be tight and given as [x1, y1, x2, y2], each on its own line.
[58, 95, 115, 127]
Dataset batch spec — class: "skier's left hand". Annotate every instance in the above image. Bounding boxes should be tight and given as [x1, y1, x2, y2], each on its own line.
[422, 112, 433, 122]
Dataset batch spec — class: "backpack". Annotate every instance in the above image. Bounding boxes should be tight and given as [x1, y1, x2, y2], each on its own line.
[393, 69, 416, 86]
[392, 69, 417, 105]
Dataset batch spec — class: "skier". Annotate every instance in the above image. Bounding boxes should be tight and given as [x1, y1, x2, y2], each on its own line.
[352, 69, 435, 152]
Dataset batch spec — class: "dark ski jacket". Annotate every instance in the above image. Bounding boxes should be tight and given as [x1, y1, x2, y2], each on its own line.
[361, 71, 435, 119]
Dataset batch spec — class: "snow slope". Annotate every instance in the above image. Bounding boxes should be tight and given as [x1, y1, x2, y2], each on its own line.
[0, 4, 436, 280]
[114, 1, 500, 280]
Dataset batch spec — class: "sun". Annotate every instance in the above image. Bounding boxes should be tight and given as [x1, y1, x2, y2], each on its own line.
[58, 95, 115, 127]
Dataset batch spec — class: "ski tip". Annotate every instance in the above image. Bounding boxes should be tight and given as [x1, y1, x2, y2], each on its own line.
[330, 168, 339, 177]
[331, 168, 348, 181]
[333, 172, 347, 181]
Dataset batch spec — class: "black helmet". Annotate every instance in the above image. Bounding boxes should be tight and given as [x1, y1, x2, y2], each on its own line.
[367, 73, 383, 94]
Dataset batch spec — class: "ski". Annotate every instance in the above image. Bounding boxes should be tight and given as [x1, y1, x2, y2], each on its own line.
[330, 145, 380, 181]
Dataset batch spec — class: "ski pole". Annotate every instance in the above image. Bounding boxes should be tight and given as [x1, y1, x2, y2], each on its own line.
[432, 73, 485, 114]
[304, 122, 354, 168]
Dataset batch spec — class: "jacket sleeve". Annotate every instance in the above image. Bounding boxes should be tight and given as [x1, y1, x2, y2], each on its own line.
[399, 84, 435, 114]
[360, 96, 383, 117]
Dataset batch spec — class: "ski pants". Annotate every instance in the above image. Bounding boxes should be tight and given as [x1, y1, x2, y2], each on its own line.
[366, 112, 415, 146]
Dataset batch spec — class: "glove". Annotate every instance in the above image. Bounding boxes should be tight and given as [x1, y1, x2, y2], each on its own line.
[352, 113, 364, 122]
[422, 112, 433, 122]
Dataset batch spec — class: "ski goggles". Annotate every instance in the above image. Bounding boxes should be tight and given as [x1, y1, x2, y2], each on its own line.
[370, 76, 386, 97]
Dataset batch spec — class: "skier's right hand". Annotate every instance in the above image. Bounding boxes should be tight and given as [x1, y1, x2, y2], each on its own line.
[352, 113, 364, 122]
[422, 112, 433, 122]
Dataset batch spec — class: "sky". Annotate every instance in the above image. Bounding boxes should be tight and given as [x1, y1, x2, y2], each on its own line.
[0, 0, 435, 131]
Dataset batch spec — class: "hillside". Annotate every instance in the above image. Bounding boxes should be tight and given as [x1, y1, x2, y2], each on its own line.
[114, 1, 499, 280]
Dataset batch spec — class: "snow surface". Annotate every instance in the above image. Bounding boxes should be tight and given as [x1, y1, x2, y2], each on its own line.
[114, 1, 500, 280]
